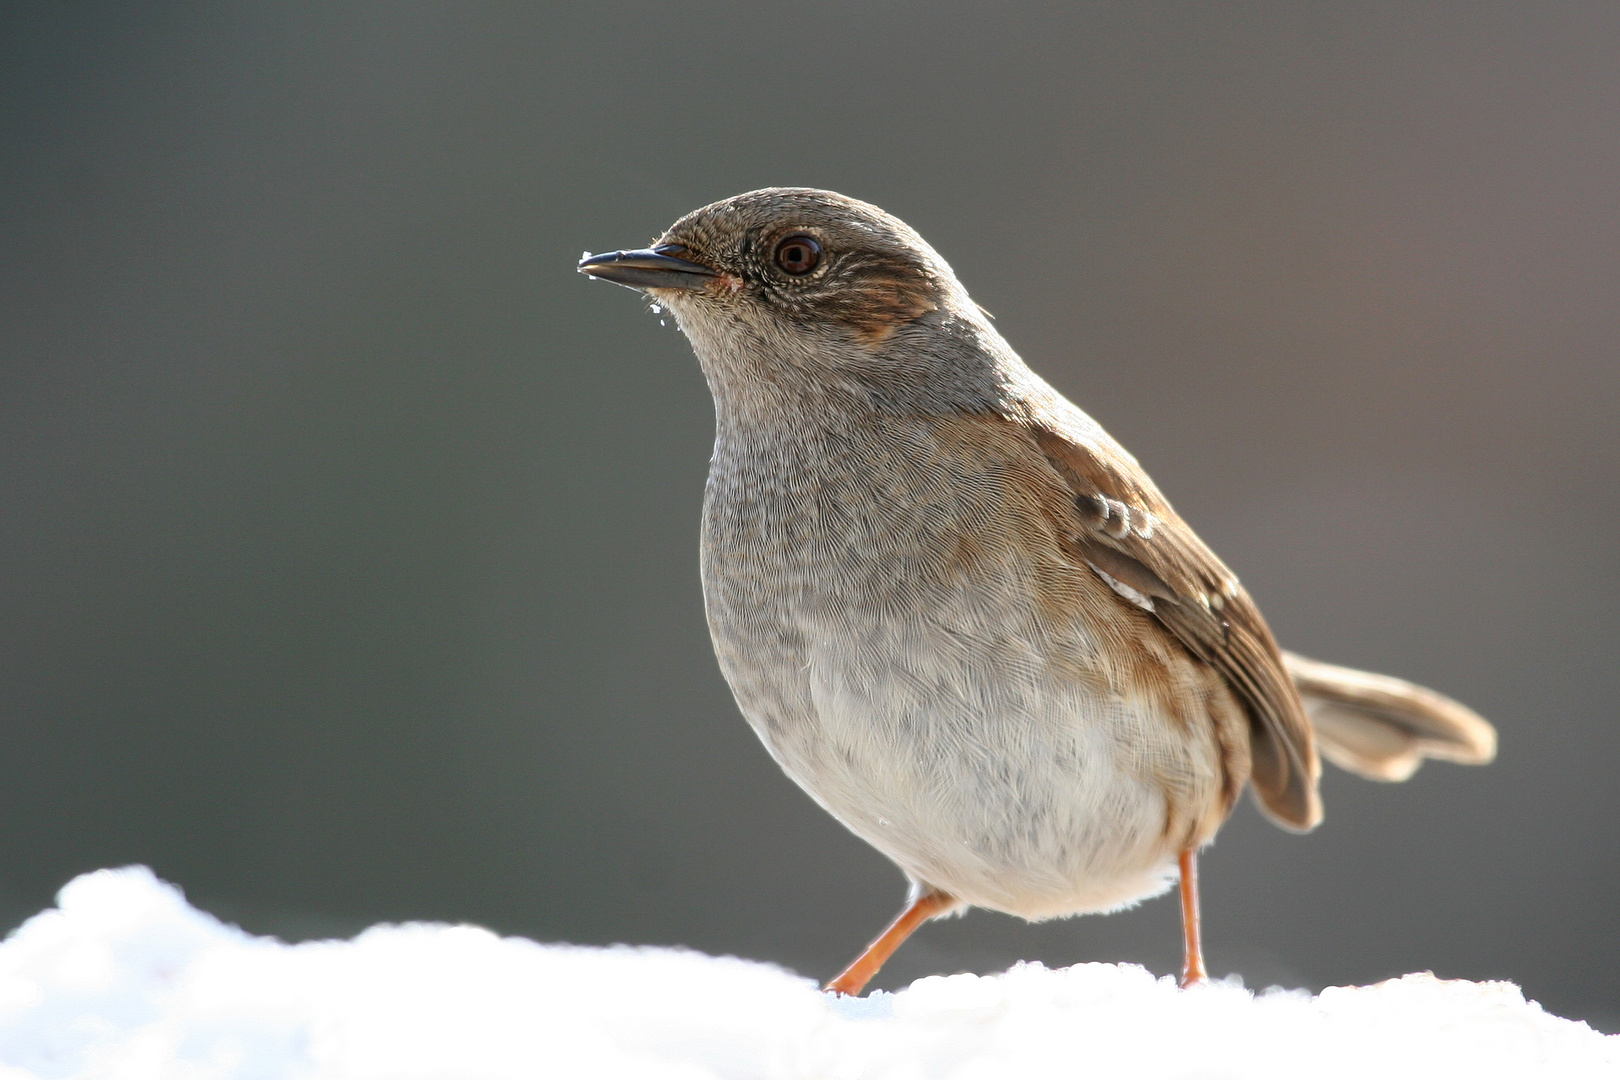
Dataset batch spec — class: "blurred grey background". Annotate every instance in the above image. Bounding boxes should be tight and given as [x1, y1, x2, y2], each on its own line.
[2, 1, 1616, 1030]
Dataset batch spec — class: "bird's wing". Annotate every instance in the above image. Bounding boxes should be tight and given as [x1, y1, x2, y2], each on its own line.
[1023, 418, 1323, 831]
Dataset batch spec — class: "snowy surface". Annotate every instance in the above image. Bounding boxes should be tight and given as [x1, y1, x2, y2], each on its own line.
[0, 868, 1612, 1079]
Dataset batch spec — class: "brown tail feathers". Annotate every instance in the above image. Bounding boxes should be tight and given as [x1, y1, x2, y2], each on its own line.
[1282, 652, 1497, 783]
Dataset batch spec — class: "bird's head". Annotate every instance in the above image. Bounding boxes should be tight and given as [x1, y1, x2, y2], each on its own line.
[580, 188, 1012, 411]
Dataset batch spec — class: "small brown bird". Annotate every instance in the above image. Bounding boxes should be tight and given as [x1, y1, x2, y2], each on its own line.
[578, 189, 1496, 995]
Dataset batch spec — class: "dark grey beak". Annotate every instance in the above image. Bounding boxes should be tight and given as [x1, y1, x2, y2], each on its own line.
[577, 244, 719, 292]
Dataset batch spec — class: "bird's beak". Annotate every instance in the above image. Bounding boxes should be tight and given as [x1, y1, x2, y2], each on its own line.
[577, 244, 719, 292]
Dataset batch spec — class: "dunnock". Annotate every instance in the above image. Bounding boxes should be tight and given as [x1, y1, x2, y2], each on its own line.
[578, 189, 1496, 994]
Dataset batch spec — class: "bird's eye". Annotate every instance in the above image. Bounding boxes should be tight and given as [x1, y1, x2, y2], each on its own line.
[774, 235, 822, 276]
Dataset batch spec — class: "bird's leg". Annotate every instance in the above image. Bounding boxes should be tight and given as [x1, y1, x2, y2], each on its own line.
[1178, 847, 1208, 987]
[824, 889, 956, 997]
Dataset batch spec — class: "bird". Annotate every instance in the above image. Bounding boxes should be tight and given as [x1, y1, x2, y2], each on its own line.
[577, 188, 1497, 995]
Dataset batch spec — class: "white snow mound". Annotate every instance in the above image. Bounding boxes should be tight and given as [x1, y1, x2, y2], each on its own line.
[0, 867, 1611, 1079]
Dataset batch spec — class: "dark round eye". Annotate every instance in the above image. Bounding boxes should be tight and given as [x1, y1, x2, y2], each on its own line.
[774, 235, 822, 275]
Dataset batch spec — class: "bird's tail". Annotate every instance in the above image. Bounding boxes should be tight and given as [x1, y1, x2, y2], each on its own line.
[1282, 652, 1497, 782]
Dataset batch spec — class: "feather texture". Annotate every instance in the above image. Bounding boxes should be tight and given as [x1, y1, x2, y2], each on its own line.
[1024, 420, 1323, 831]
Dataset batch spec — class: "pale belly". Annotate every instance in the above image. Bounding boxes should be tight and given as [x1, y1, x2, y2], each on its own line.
[705, 540, 1238, 920]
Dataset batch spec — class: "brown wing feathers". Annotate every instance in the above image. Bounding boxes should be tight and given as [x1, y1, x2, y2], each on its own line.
[1026, 422, 1324, 832]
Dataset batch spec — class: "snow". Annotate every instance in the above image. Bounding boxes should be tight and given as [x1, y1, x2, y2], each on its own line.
[0, 868, 1611, 1079]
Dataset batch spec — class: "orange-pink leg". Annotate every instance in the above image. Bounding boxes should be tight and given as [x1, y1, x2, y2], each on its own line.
[1178, 847, 1208, 987]
[825, 890, 957, 997]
